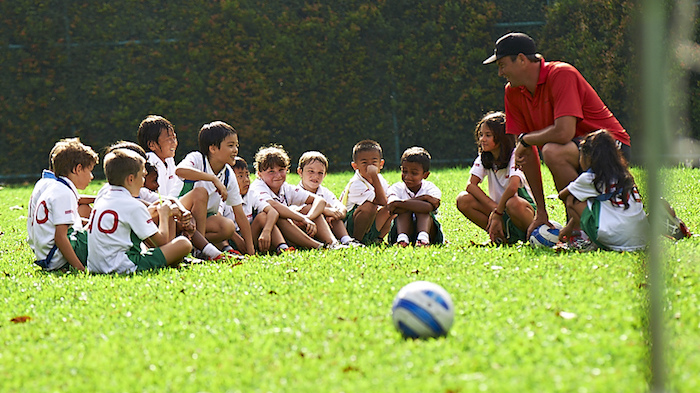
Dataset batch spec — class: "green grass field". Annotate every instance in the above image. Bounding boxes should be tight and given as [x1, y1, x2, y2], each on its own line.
[1, 167, 698, 392]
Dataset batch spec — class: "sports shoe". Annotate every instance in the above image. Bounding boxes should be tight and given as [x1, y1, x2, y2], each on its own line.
[324, 242, 350, 250]
[396, 240, 409, 248]
[344, 239, 365, 248]
[276, 246, 296, 255]
[415, 239, 430, 247]
[554, 235, 597, 253]
[661, 198, 692, 240]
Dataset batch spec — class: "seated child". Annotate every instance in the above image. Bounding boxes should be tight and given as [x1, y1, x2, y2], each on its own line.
[27, 138, 98, 271]
[87, 149, 192, 274]
[175, 121, 255, 256]
[249, 145, 342, 249]
[297, 151, 363, 247]
[139, 162, 161, 204]
[137, 115, 182, 198]
[340, 139, 393, 244]
[221, 157, 292, 254]
[557, 129, 648, 251]
[456, 111, 535, 244]
[387, 147, 444, 247]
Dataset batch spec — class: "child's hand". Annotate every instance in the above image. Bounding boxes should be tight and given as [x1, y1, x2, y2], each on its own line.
[558, 221, 575, 242]
[157, 201, 173, 217]
[328, 208, 345, 220]
[213, 177, 228, 201]
[487, 214, 505, 244]
[258, 229, 271, 252]
[302, 216, 317, 237]
[366, 165, 379, 177]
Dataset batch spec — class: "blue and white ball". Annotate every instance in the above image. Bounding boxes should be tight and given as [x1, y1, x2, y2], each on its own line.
[529, 221, 564, 248]
[391, 281, 454, 339]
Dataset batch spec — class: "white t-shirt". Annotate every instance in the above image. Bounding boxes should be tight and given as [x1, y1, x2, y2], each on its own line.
[249, 178, 313, 207]
[146, 152, 181, 198]
[567, 172, 648, 251]
[387, 179, 442, 213]
[27, 171, 83, 270]
[220, 189, 270, 230]
[87, 186, 159, 274]
[176, 151, 243, 214]
[340, 171, 390, 211]
[138, 188, 160, 205]
[297, 182, 345, 211]
[469, 152, 533, 203]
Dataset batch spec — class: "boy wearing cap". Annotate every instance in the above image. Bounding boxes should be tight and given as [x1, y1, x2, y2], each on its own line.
[482, 32, 631, 237]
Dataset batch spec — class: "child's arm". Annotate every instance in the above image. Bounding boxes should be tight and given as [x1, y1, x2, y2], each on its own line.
[146, 202, 175, 246]
[388, 199, 435, 214]
[302, 194, 327, 221]
[54, 224, 85, 271]
[231, 204, 255, 255]
[267, 200, 317, 237]
[465, 175, 497, 210]
[487, 176, 522, 242]
[259, 205, 280, 252]
[175, 167, 228, 201]
[366, 166, 387, 206]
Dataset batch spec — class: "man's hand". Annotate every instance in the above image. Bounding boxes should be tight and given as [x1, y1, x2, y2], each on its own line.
[514, 142, 531, 168]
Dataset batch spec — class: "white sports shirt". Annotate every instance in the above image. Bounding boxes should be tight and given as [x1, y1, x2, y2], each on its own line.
[567, 172, 648, 251]
[176, 151, 243, 214]
[27, 171, 83, 270]
[387, 179, 442, 212]
[469, 151, 533, 203]
[297, 182, 345, 211]
[220, 188, 270, 230]
[249, 178, 313, 207]
[146, 152, 182, 198]
[87, 186, 159, 274]
[340, 171, 390, 211]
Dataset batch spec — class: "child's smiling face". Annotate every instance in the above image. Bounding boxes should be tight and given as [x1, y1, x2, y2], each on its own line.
[297, 159, 327, 192]
[478, 124, 498, 154]
[258, 164, 287, 194]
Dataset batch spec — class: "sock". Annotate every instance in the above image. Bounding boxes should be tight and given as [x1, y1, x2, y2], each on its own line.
[340, 235, 352, 245]
[417, 231, 430, 243]
[397, 233, 410, 244]
[202, 243, 222, 259]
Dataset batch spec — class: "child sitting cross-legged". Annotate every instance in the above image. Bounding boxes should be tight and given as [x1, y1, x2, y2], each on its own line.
[387, 147, 444, 247]
[249, 145, 344, 250]
[220, 157, 293, 254]
[296, 151, 363, 247]
[28, 138, 98, 271]
[87, 149, 192, 274]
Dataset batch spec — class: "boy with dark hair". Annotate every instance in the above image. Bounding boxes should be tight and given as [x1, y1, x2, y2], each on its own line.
[387, 147, 444, 247]
[340, 139, 393, 244]
[28, 138, 98, 271]
[175, 121, 255, 256]
[137, 115, 181, 197]
[87, 149, 192, 274]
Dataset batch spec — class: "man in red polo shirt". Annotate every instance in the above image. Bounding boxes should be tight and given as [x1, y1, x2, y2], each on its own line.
[483, 32, 631, 236]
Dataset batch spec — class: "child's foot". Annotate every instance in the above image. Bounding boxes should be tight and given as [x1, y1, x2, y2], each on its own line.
[554, 235, 597, 253]
[222, 249, 245, 260]
[324, 242, 350, 250]
[661, 198, 692, 239]
[415, 239, 430, 247]
[396, 240, 409, 248]
[344, 238, 365, 247]
[276, 244, 296, 255]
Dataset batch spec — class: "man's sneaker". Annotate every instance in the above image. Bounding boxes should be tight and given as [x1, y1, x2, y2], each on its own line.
[661, 198, 692, 240]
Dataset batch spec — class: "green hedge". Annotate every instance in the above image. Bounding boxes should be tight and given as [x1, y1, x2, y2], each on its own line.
[1, 0, 691, 180]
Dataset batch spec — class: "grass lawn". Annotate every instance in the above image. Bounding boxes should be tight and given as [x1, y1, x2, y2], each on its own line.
[0, 166, 698, 392]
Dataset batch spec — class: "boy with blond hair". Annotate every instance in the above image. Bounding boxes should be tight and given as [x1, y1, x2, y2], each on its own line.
[249, 145, 343, 249]
[28, 138, 98, 271]
[297, 151, 362, 247]
[340, 140, 393, 244]
[87, 149, 192, 274]
[387, 147, 444, 247]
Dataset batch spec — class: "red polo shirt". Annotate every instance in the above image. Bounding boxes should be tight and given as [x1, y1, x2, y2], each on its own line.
[504, 59, 630, 146]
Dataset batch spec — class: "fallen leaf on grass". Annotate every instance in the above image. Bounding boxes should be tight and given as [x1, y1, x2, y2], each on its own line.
[268, 290, 277, 295]
[411, 269, 420, 274]
[557, 311, 577, 320]
[343, 365, 361, 373]
[10, 315, 32, 323]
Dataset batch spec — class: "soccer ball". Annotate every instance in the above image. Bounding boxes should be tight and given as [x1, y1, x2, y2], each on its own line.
[391, 281, 454, 339]
[529, 221, 564, 248]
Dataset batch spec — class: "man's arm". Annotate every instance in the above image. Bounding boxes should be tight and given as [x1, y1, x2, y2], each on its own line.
[516, 115, 577, 148]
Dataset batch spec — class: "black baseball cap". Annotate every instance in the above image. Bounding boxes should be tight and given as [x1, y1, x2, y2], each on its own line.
[482, 32, 537, 64]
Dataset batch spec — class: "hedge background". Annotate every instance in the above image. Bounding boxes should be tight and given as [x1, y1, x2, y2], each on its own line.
[0, 0, 695, 181]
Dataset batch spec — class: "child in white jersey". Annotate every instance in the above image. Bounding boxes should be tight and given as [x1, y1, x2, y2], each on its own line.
[340, 139, 393, 245]
[87, 149, 192, 274]
[175, 121, 255, 256]
[297, 151, 363, 247]
[137, 115, 182, 198]
[456, 111, 536, 244]
[557, 129, 648, 251]
[221, 157, 292, 254]
[387, 147, 444, 247]
[249, 145, 342, 249]
[27, 138, 98, 271]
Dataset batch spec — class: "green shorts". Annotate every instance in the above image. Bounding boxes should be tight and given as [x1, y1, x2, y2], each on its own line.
[503, 187, 536, 244]
[344, 204, 382, 244]
[127, 246, 168, 272]
[68, 227, 88, 264]
[389, 211, 444, 245]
